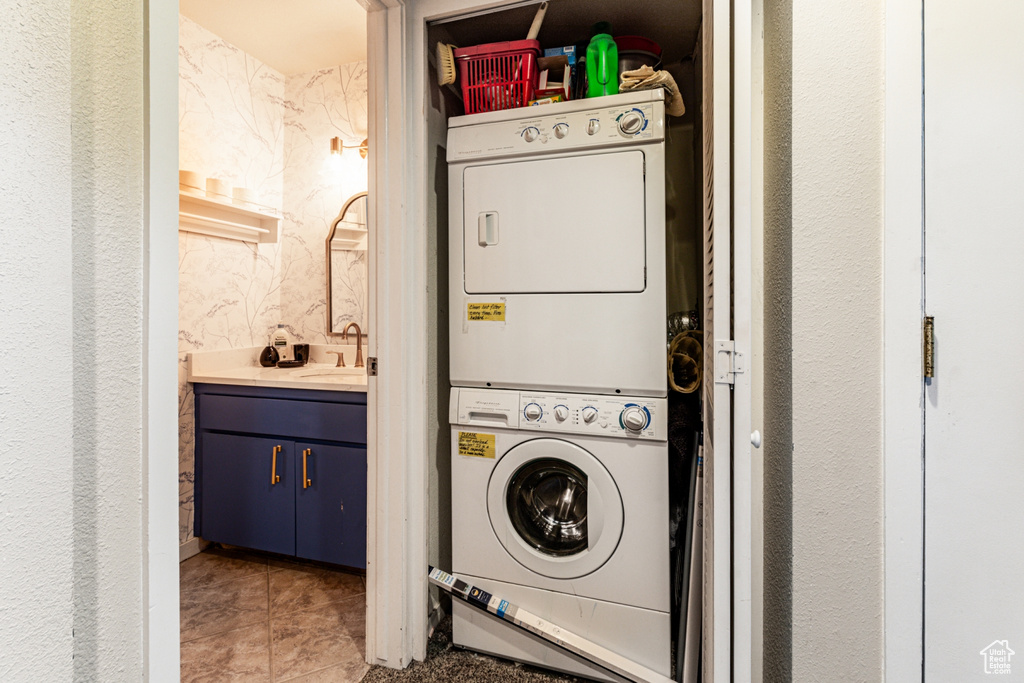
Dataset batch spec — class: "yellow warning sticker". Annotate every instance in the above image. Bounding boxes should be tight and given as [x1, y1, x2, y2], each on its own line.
[467, 302, 506, 321]
[458, 431, 496, 459]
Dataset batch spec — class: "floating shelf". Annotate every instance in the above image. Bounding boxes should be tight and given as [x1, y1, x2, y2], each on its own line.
[179, 190, 280, 244]
[330, 220, 368, 251]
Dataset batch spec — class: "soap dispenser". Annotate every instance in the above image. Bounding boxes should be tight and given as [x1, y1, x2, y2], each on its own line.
[259, 345, 280, 367]
[271, 324, 292, 361]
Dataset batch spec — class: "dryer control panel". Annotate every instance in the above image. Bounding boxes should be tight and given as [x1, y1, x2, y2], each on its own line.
[450, 387, 667, 441]
[447, 91, 666, 162]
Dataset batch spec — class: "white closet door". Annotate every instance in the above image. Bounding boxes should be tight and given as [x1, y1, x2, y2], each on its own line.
[924, 2, 1024, 679]
[700, 0, 723, 675]
[701, 0, 749, 680]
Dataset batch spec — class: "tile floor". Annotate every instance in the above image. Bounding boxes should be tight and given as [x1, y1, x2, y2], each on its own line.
[180, 546, 369, 682]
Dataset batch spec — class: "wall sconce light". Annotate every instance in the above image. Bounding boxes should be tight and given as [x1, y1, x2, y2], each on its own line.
[331, 136, 369, 159]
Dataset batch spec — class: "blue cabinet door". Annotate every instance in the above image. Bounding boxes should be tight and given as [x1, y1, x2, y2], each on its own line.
[201, 432, 296, 556]
[295, 442, 367, 568]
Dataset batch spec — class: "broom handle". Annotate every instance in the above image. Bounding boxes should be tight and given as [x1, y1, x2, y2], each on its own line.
[526, 2, 548, 40]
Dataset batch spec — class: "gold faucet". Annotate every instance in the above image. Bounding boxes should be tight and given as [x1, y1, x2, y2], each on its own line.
[342, 322, 364, 368]
[326, 350, 346, 367]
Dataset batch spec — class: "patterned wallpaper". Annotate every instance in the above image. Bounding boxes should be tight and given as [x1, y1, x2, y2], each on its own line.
[177, 14, 368, 545]
[282, 62, 369, 342]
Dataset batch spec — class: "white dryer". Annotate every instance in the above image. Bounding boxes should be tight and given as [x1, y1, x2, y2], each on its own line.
[450, 387, 671, 681]
[447, 90, 667, 397]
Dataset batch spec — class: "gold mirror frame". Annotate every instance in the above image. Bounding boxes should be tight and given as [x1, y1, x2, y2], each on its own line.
[326, 191, 368, 336]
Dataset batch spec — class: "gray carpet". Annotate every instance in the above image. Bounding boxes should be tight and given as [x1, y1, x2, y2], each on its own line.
[360, 616, 588, 682]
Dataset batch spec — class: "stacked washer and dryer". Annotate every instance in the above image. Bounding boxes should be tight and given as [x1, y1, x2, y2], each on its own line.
[447, 90, 673, 681]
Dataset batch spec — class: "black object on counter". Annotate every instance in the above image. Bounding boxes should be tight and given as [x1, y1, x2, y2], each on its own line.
[293, 343, 310, 365]
[259, 346, 280, 367]
[276, 359, 305, 368]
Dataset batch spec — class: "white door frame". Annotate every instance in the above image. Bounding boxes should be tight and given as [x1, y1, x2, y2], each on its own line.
[140, 0, 768, 675]
[143, 0, 183, 679]
[731, 0, 762, 680]
[364, 0, 762, 675]
[141, 0, 428, 675]
[882, 0, 925, 681]
[361, 0, 433, 668]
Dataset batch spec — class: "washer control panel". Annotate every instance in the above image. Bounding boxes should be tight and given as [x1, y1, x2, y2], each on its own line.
[451, 387, 667, 440]
[517, 392, 665, 440]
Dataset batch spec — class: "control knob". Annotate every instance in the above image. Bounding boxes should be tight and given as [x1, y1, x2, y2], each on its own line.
[553, 123, 569, 139]
[522, 126, 540, 143]
[621, 406, 648, 432]
[554, 405, 569, 422]
[586, 119, 601, 136]
[617, 110, 646, 136]
[581, 406, 599, 424]
[524, 403, 542, 421]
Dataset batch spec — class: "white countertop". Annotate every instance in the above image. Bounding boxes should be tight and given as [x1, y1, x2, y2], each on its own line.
[188, 345, 368, 393]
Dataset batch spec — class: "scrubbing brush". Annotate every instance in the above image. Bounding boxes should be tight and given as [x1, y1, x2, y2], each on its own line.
[436, 42, 457, 86]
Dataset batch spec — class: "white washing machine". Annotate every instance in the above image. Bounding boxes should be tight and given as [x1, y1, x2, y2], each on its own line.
[450, 387, 671, 681]
[447, 90, 667, 397]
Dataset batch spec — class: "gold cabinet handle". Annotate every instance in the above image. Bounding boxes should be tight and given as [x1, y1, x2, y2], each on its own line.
[302, 448, 312, 489]
[271, 445, 282, 485]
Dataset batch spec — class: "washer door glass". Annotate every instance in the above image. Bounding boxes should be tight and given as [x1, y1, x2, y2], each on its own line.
[487, 438, 623, 580]
[506, 458, 588, 556]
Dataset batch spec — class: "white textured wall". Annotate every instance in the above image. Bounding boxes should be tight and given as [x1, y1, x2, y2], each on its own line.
[0, 2, 74, 680]
[763, 0, 793, 679]
[764, 0, 885, 679]
[71, 0, 146, 677]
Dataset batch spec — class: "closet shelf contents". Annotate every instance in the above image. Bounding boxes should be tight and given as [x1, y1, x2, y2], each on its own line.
[455, 40, 540, 115]
[179, 189, 280, 244]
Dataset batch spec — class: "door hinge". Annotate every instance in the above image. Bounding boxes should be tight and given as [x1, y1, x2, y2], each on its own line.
[923, 317, 934, 378]
[714, 340, 745, 385]
[367, 357, 378, 376]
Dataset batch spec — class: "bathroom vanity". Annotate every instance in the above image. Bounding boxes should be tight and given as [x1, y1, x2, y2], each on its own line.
[190, 349, 368, 569]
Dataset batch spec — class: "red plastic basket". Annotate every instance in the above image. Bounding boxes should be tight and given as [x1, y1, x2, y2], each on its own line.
[454, 40, 540, 115]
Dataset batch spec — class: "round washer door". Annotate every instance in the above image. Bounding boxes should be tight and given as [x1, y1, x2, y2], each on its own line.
[487, 438, 624, 579]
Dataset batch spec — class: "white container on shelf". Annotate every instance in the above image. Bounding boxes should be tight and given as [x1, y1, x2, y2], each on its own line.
[206, 177, 231, 200]
[179, 170, 205, 196]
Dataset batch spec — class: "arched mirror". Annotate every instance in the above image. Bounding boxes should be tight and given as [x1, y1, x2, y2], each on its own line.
[326, 191, 368, 335]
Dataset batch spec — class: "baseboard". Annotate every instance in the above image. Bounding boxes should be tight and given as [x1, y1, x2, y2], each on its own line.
[179, 536, 210, 562]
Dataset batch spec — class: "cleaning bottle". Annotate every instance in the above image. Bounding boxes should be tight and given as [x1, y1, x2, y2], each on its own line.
[585, 22, 618, 98]
[271, 324, 292, 361]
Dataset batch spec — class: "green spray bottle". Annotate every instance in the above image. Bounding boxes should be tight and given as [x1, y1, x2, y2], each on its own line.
[585, 22, 618, 98]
